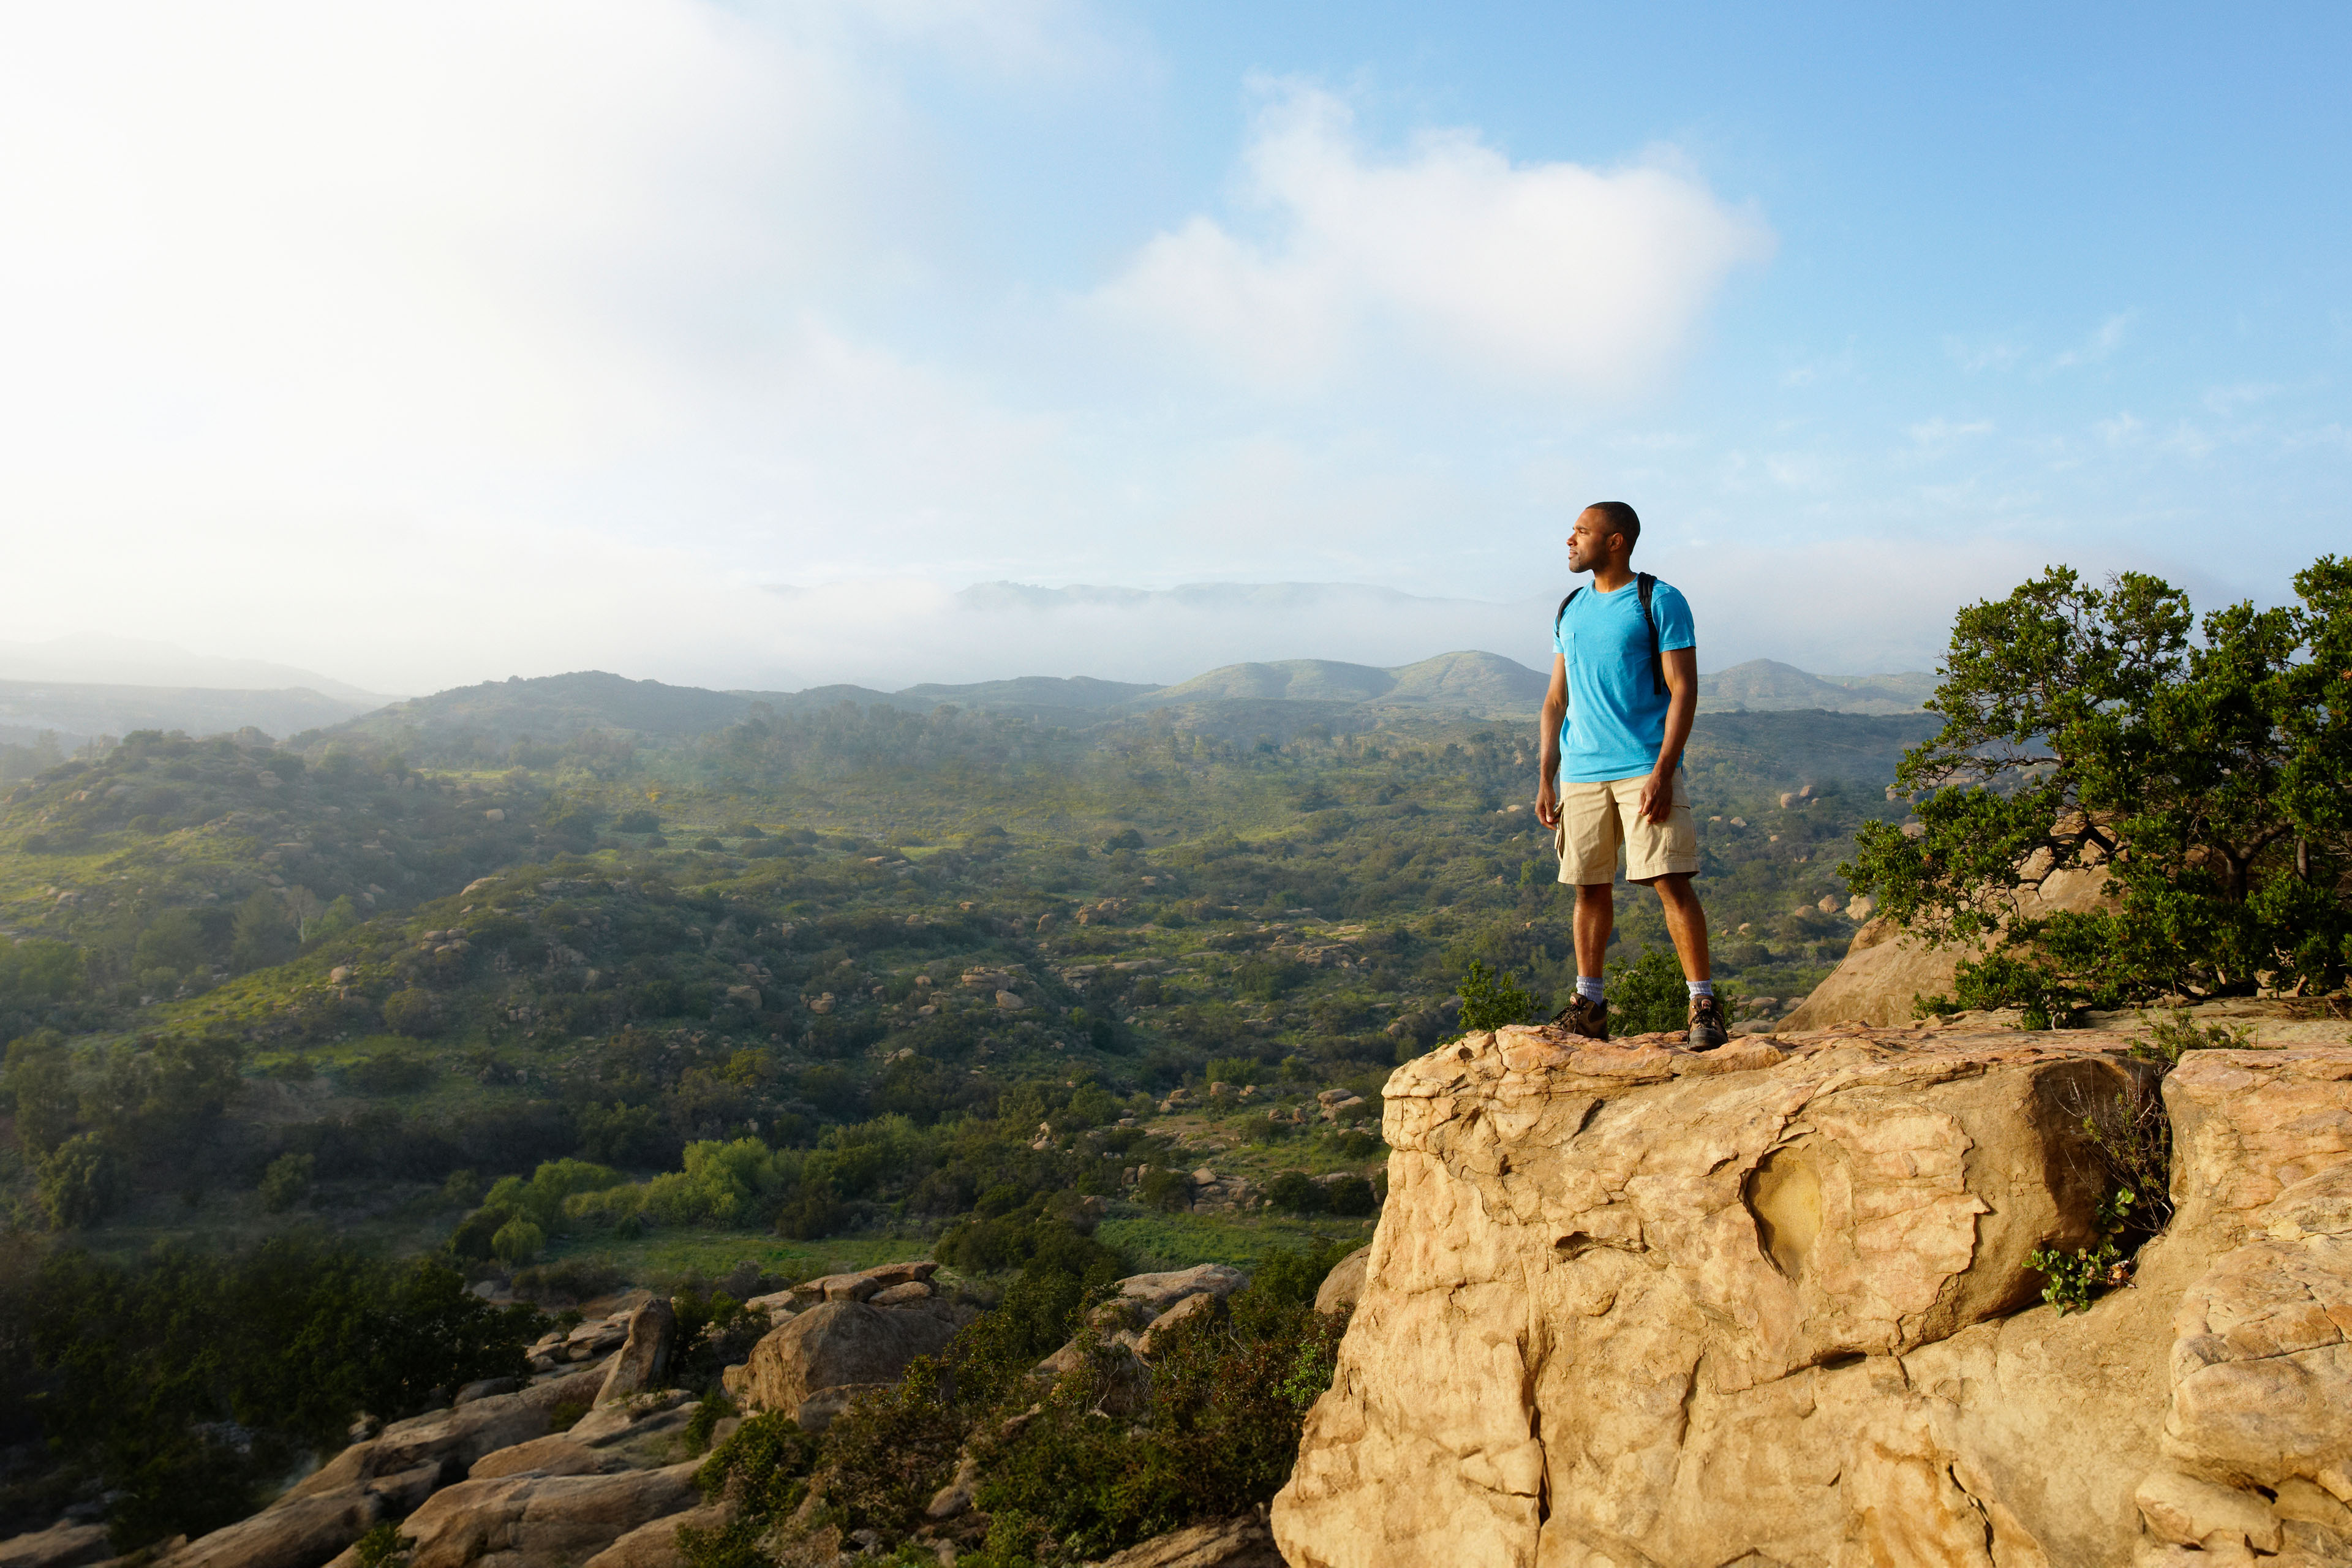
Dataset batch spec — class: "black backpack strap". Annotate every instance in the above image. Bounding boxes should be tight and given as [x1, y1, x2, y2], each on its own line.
[1637, 573, 1665, 696]
[1553, 586, 1583, 637]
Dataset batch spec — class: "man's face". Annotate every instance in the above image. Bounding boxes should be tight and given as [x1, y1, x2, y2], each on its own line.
[1566, 508, 1617, 573]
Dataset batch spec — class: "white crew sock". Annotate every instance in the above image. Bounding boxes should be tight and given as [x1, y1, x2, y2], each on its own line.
[1687, 979, 1715, 999]
[1575, 976, 1604, 1005]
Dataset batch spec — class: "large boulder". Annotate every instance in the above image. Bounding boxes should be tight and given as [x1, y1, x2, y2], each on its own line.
[1272, 1025, 2352, 1568]
[1781, 863, 2110, 1029]
[738, 1299, 961, 1419]
[1117, 1264, 1246, 1317]
[159, 1463, 440, 1568]
[788, 1260, 939, 1305]
[467, 1436, 613, 1480]
[596, 1298, 676, 1404]
[160, 1366, 609, 1568]
[1313, 1248, 1371, 1316]
[345, 1461, 700, 1568]
[578, 1502, 734, 1568]
[0, 1522, 112, 1568]
[1094, 1514, 1286, 1567]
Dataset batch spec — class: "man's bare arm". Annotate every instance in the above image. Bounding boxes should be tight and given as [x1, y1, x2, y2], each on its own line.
[1638, 647, 1698, 824]
[1537, 652, 1568, 827]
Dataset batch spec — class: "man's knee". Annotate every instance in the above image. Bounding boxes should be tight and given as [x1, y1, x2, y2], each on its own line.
[1575, 883, 1613, 901]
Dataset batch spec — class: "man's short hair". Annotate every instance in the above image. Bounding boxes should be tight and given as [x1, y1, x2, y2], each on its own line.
[1586, 501, 1641, 550]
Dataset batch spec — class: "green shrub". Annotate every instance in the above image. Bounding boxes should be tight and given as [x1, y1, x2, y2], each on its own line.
[683, 1411, 822, 1564]
[351, 1523, 413, 1568]
[2133, 1009, 2257, 1071]
[2029, 1189, 2139, 1314]
[347, 1047, 434, 1093]
[1265, 1171, 1322, 1213]
[490, 1217, 545, 1264]
[668, 1291, 769, 1392]
[1234, 960, 1300, 1001]
[683, 1391, 735, 1457]
[2, 1033, 77, 1156]
[965, 1273, 1346, 1564]
[1137, 1168, 1192, 1212]
[614, 809, 660, 834]
[1322, 1177, 1376, 1216]
[1600, 948, 1679, 1035]
[1452, 960, 1534, 1035]
[19, 1242, 541, 1548]
[820, 1359, 966, 1535]
[510, 1257, 622, 1305]
[380, 989, 442, 1039]
[258, 1152, 315, 1213]
[38, 1133, 123, 1230]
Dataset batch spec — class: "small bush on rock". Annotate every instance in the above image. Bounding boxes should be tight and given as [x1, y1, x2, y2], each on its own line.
[1451, 959, 1535, 1035]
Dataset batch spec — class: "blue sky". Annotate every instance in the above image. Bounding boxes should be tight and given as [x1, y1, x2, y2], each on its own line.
[1, 1, 2344, 692]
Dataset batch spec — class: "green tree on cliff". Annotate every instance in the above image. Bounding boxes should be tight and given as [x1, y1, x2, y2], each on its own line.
[1845, 557, 2352, 1023]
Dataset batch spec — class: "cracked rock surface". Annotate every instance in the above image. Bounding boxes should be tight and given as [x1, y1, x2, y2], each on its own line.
[1273, 1024, 2352, 1568]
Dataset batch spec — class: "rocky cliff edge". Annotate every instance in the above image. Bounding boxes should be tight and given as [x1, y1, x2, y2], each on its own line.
[1273, 1021, 2352, 1568]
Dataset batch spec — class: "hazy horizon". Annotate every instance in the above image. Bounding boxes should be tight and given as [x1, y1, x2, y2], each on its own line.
[0, 619, 1945, 712]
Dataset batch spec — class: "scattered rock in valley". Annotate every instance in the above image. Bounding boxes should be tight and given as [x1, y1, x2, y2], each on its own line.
[1312, 1246, 1370, 1317]
[157, 1363, 612, 1568]
[1091, 1512, 1287, 1566]
[1273, 1023, 2352, 1568]
[595, 1297, 676, 1404]
[0, 1520, 111, 1568]
[326, 1460, 701, 1568]
[732, 1261, 971, 1431]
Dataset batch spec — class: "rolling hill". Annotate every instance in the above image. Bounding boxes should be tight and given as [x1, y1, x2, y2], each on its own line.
[1697, 660, 1933, 715]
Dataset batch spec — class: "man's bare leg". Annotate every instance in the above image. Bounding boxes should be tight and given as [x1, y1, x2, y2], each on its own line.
[1644, 872, 1726, 1047]
[1649, 873, 1712, 981]
[1574, 883, 1614, 976]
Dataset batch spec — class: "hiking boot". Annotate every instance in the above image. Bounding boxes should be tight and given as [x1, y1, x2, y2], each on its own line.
[1687, 993, 1729, 1051]
[1554, 994, 1608, 1040]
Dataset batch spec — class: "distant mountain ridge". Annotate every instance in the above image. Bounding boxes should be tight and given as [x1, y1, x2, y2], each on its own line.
[0, 679, 380, 748]
[315, 651, 1931, 755]
[0, 633, 396, 706]
[5, 649, 1936, 755]
[1697, 660, 1937, 716]
[1129, 650, 1549, 712]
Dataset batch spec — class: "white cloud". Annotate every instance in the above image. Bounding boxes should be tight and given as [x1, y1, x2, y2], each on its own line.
[1944, 335, 2026, 374]
[0, 0, 903, 515]
[1087, 85, 1773, 394]
[1905, 417, 1994, 448]
[2049, 312, 2132, 371]
[2203, 382, 2283, 415]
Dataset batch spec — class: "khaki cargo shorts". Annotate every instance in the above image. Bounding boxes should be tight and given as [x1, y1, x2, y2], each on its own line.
[1554, 772, 1699, 885]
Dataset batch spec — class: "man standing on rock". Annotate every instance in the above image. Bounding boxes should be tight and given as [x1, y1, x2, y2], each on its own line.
[1535, 502, 1728, 1049]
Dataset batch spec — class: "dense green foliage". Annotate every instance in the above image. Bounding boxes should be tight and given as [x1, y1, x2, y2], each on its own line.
[1849, 559, 2352, 1023]
[684, 1239, 1349, 1568]
[0, 1240, 541, 1547]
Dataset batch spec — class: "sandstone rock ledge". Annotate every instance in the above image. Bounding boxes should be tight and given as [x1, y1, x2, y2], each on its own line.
[1272, 1024, 2352, 1568]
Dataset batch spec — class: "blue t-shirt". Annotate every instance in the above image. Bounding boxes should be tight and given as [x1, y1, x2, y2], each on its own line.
[1553, 576, 1696, 783]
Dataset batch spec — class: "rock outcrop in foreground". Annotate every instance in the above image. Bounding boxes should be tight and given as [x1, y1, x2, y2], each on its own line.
[1273, 1022, 2352, 1568]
